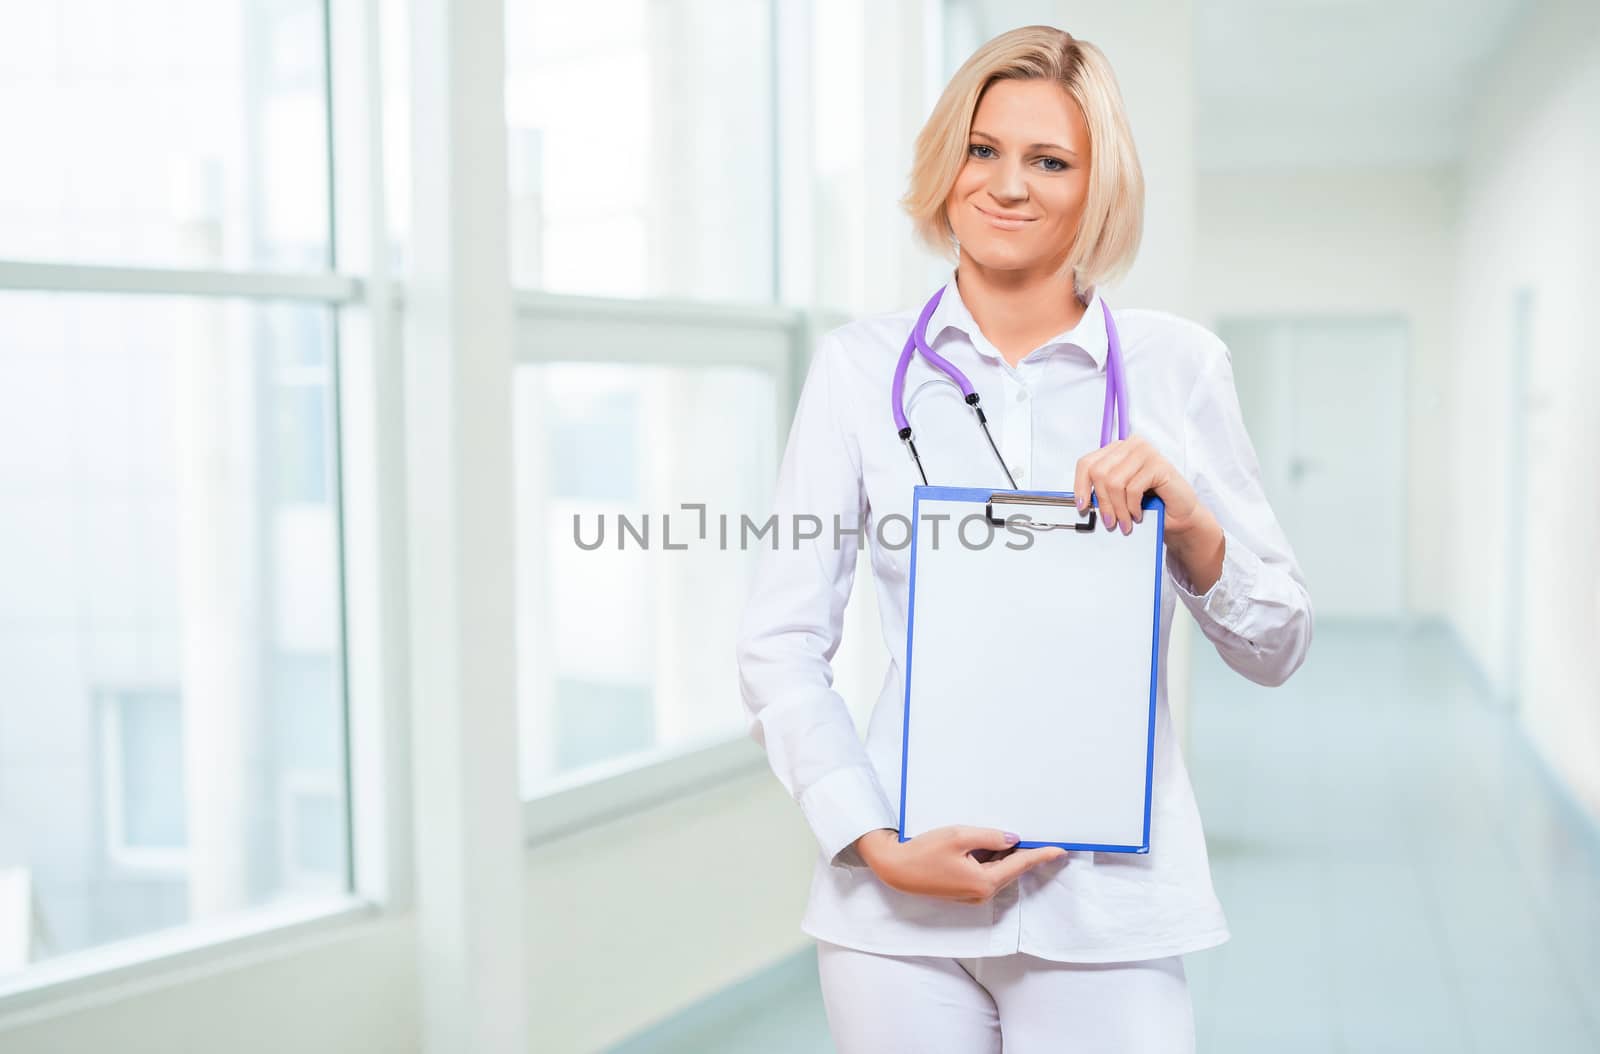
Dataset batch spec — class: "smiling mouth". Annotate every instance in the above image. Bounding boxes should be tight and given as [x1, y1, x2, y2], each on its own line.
[975, 204, 1036, 228]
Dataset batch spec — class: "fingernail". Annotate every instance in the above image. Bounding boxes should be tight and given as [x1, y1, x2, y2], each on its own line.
[1003, 831, 1019, 845]
[1122, 520, 1131, 535]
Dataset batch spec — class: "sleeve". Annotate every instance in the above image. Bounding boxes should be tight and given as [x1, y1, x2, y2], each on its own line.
[1166, 338, 1315, 687]
[735, 330, 899, 869]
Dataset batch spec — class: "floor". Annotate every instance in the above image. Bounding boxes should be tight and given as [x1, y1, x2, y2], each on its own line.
[609, 621, 1600, 1052]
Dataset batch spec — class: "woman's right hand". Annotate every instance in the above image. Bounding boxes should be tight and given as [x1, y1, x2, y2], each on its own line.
[855, 826, 1068, 904]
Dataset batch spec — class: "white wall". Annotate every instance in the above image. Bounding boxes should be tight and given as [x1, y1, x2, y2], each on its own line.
[1442, 0, 1600, 814]
[0, 771, 808, 1054]
[1194, 164, 1459, 620]
[524, 772, 813, 1051]
[0, 918, 418, 1052]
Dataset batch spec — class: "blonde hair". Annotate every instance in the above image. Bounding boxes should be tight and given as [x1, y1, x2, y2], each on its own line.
[901, 26, 1144, 292]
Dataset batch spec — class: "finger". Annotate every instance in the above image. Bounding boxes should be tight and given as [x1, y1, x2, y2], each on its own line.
[1125, 463, 1162, 527]
[1113, 444, 1153, 531]
[1095, 443, 1141, 529]
[976, 844, 1065, 874]
[953, 826, 1021, 852]
[1082, 440, 1131, 510]
[1115, 463, 1148, 534]
[1073, 449, 1101, 514]
[980, 845, 1069, 888]
[1112, 463, 1136, 533]
[969, 845, 1017, 865]
[1091, 458, 1132, 532]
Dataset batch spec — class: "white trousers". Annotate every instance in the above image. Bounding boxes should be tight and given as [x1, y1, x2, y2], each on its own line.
[814, 938, 1195, 1053]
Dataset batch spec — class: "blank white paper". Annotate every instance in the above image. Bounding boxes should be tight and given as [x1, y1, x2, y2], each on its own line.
[900, 493, 1161, 849]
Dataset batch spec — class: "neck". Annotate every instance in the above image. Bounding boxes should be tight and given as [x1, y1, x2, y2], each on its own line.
[954, 252, 1088, 368]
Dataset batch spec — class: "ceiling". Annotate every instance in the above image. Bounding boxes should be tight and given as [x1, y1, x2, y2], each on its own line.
[1195, 0, 1532, 170]
[948, 0, 1533, 171]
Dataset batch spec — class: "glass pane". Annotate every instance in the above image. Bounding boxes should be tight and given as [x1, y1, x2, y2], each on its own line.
[111, 689, 188, 849]
[514, 362, 778, 794]
[0, 292, 349, 976]
[504, 0, 776, 301]
[813, 0, 869, 314]
[0, 0, 330, 270]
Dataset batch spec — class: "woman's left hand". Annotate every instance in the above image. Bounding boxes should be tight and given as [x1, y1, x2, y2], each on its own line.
[1073, 435, 1227, 592]
[1072, 435, 1203, 536]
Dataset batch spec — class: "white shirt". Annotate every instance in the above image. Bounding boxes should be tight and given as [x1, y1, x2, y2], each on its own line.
[735, 267, 1314, 963]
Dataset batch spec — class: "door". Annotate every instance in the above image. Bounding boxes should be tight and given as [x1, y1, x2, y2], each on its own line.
[1220, 317, 1409, 620]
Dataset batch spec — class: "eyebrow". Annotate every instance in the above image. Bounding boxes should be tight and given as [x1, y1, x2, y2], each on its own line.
[970, 129, 1080, 158]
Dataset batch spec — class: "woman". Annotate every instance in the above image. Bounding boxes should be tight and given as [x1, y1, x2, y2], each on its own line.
[735, 25, 1312, 1053]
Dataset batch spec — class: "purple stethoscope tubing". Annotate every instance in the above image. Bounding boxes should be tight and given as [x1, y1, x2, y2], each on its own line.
[891, 286, 1129, 487]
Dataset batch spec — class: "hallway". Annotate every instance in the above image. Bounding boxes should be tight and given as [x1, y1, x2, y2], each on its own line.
[613, 622, 1600, 1052]
[1188, 620, 1600, 1050]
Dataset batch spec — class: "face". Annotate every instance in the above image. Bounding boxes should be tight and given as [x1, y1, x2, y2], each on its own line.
[943, 78, 1091, 277]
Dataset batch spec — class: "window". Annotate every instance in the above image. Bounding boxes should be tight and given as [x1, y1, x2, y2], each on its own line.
[514, 356, 782, 796]
[0, 0, 843, 998]
[503, 0, 795, 799]
[98, 688, 189, 870]
[0, 0, 330, 271]
[0, 0, 353, 983]
[0, 0, 356, 991]
[279, 771, 345, 890]
[0, 287, 350, 973]
[503, 0, 777, 301]
[0, 869, 32, 973]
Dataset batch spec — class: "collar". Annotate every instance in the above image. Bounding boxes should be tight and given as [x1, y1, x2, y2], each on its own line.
[923, 266, 1109, 371]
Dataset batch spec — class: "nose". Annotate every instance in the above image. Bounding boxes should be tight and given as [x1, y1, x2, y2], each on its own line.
[986, 154, 1029, 204]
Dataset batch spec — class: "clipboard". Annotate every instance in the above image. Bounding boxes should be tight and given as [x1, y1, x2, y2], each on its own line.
[897, 485, 1165, 853]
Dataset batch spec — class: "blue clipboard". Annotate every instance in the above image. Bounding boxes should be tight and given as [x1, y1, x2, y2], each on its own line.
[896, 485, 1165, 853]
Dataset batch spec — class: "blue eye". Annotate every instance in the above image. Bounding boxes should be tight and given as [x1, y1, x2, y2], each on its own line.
[969, 143, 1068, 171]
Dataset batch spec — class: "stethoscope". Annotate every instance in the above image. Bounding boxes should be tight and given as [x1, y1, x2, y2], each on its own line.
[891, 285, 1129, 488]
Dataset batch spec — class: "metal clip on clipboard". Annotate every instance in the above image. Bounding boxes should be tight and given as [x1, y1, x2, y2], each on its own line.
[984, 492, 1096, 533]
